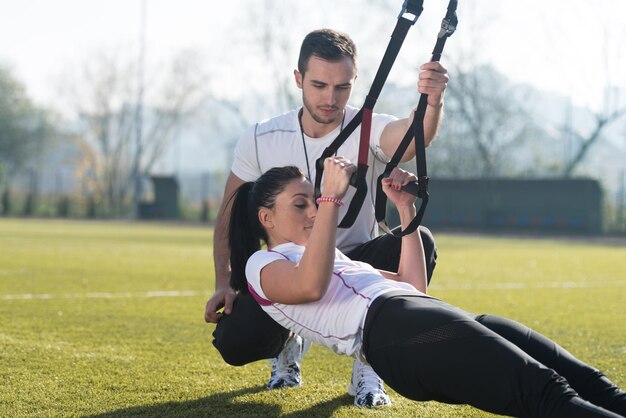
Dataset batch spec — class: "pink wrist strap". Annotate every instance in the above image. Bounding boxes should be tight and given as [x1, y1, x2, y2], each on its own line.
[316, 196, 344, 207]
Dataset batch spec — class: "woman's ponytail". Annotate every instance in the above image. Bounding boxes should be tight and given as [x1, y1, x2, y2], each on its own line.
[228, 182, 261, 292]
[227, 166, 305, 293]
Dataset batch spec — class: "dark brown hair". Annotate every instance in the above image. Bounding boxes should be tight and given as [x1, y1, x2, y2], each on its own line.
[297, 29, 357, 74]
[228, 166, 305, 292]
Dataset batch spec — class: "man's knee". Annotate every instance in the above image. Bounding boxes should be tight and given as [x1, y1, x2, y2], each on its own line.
[418, 225, 436, 257]
[419, 225, 437, 282]
[212, 293, 289, 366]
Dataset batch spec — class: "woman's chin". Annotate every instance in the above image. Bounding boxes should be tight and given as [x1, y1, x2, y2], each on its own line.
[294, 236, 310, 246]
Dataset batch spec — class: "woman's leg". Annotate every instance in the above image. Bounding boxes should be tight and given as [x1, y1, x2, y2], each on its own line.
[474, 314, 626, 416]
[363, 295, 623, 418]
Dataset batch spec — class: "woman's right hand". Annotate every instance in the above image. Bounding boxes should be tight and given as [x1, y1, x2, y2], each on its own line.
[382, 167, 418, 209]
[322, 156, 355, 200]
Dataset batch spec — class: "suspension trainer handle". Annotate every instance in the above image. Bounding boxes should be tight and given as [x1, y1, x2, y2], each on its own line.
[313, 0, 425, 229]
[338, 164, 369, 229]
[375, 0, 458, 237]
[349, 166, 424, 196]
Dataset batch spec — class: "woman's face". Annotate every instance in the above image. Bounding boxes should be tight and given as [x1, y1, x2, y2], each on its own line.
[261, 177, 317, 247]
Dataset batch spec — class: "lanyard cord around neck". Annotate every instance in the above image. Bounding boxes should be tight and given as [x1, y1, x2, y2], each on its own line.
[298, 108, 345, 182]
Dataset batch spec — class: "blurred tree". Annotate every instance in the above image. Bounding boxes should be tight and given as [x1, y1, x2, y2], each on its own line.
[430, 64, 539, 178]
[0, 66, 37, 183]
[0, 66, 57, 214]
[561, 90, 626, 178]
[535, 3, 626, 178]
[62, 49, 207, 215]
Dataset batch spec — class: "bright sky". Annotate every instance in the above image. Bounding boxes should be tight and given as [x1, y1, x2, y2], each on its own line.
[1, 0, 625, 113]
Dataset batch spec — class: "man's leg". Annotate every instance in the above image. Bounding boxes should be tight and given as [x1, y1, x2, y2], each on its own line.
[212, 291, 308, 390]
[346, 225, 437, 283]
[266, 334, 310, 389]
[212, 292, 290, 366]
[347, 356, 391, 407]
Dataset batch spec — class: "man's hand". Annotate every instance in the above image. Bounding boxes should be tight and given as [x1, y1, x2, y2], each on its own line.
[204, 286, 237, 323]
[380, 62, 449, 159]
[418, 61, 448, 107]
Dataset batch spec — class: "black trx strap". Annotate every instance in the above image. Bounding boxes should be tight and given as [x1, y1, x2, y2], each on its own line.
[375, 0, 458, 237]
[313, 0, 425, 228]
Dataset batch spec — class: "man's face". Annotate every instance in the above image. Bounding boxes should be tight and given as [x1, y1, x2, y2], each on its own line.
[295, 56, 356, 126]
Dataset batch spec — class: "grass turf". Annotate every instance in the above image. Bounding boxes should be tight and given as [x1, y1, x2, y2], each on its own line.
[0, 218, 624, 417]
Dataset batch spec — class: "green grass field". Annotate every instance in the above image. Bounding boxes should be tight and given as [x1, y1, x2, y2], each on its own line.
[1, 218, 624, 417]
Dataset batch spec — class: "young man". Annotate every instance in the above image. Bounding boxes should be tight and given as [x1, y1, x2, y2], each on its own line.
[205, 28, 448, 407]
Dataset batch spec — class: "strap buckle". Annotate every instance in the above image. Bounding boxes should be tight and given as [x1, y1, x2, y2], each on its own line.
[398, 0, 423, 24]
[437, 16, 458, 38]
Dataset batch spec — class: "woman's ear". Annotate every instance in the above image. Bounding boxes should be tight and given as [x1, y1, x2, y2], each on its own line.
[258, 207, 274, 229]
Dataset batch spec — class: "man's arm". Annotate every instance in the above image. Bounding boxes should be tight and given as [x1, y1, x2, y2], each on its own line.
[379, 61, 448, 162]
[204, 171, 246, 323]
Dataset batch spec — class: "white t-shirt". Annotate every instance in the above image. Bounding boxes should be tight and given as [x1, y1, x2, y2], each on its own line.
[245, 242, 424, 358]
[231, 106, 397, 253]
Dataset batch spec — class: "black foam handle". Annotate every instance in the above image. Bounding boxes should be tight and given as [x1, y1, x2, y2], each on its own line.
[349, 172, 359, 187]
[352, 172, 421, 193]
[400, 181, 420, 196]
[381, 173, 420, 196]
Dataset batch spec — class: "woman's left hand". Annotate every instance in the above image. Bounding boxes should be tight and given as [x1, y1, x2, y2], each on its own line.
[382, 167, 418, 208]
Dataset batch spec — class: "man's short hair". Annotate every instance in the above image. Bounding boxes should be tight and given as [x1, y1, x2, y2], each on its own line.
[297, 29, 357, 74]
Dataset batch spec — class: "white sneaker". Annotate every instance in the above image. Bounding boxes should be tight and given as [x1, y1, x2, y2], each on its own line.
[347, 357, 391, 407]
[267, 334, 310, 389]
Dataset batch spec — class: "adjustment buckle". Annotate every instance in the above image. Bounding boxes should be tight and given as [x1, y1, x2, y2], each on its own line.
[437, 16, 457, 38]
[398, 0, 422, 24]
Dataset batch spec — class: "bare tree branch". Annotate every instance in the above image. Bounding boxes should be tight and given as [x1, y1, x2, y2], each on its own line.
[62, 48, 207, 215]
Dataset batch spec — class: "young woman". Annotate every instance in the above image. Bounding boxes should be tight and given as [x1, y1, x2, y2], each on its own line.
[228, 157, 626, 418]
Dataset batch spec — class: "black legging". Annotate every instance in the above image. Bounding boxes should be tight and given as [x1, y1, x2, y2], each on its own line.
[363, 293, 626, 418]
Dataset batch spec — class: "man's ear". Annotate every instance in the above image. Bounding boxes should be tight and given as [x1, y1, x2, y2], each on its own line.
[294, 69, 303, 89]
[258, 207, 274, 229]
